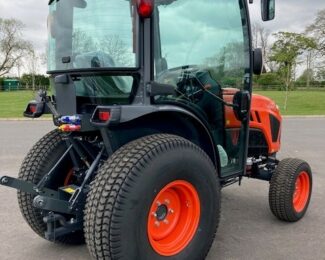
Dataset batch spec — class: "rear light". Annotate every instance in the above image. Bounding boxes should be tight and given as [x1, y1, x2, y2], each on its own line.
[24, 100, 45, 118]
[90, 106, 121, 126]
[137, 0, 154, 18]
[99, 111, 111, 122]
[59, 115, 81, 125]
[59, 124, 81, 132]
[29, 104, 37, 113]
[58, 115, 82, 132]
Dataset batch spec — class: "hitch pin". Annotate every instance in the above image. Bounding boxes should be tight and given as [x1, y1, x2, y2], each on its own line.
[1, 177, 9, 184]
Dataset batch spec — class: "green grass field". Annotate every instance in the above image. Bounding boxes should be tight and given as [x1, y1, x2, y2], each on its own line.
[0, 90, 324, 117]
[0, 91, 37, 118]
[255, 90, 325, 115]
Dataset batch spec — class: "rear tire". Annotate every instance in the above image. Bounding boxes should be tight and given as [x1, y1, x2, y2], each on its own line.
[17, 130, 85, 245]
[269, 158, 312, 222]
[84, 134, 220, 259]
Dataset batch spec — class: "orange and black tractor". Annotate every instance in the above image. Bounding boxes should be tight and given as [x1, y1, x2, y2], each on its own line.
[0, 0, 312, 259]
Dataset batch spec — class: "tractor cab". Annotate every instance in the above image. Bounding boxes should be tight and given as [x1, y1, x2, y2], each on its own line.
[2, 1, 313, 260]
[43, 0, 275, 178]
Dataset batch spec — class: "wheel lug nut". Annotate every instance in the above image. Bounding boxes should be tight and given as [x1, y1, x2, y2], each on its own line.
[169, 209, 174, 214]
[156, 201, 161, 206]
[163, 219, 169, 224]
[164, 199, 170, 205]
[152, 212, 157, 218]
[155, 221, 160, 227]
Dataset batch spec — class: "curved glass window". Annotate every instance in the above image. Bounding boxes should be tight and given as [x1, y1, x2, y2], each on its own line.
[154, 0, 250, 89]
[48, 0, 138, 71]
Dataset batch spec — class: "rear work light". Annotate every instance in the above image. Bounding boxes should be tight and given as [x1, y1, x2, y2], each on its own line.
[59, 115, 81, 125]
[137, 0, 154, 18]
[90, 107, 117, 126]
[29, 104, 37, 113]
[99, 111, 111, 122]
[23, 100, 45, 118]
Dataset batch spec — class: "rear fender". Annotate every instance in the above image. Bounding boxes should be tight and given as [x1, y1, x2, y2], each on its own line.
[108, 107, 220, 175]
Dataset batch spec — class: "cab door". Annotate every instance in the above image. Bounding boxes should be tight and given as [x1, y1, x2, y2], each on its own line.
[153, 0, 252, 177]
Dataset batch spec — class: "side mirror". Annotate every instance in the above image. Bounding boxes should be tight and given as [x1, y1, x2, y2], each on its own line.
[233, 91, 250, 122]
[253, 48, 263, 75]
[261, 0, 275, 21]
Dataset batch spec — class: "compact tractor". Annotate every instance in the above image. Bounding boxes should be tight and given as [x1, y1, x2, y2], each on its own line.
[0, 0, 313, 259]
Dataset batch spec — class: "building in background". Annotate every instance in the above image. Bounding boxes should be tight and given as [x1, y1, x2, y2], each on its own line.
[1, 79, 21, 91]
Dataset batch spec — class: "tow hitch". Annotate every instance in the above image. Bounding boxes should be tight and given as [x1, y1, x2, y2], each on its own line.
[0, 142, 104, 241]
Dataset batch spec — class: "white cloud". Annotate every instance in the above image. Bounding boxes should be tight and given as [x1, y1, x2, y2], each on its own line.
[249, 0, 324, 33]
[0, 0, 48, 52]
[0, 0, 324, 75]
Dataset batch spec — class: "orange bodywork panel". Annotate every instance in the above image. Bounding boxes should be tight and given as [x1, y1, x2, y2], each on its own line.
[223, 88, 282, 155]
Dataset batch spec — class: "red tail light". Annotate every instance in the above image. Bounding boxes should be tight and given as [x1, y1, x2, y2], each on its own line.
[99, 111, 111, 122]
[24, 101, 45, 118]
[137, 0, 154, 18]
[29, 104, 37, 113]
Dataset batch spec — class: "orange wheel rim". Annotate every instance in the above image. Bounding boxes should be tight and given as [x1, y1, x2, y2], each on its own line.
[147, 180, 200, 256]
[293, 171, 310, 213]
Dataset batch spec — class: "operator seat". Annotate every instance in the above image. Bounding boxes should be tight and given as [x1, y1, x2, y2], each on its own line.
[74, 51, 116, 69]
[73, 51, 129, 98]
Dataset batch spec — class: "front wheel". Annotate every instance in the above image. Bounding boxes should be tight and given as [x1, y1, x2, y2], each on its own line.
[269, 158, 312, 222]
[84, 134, 220, 259]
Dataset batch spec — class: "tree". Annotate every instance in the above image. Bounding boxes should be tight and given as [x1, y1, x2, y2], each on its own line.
[256, 73, 283, 89]
[72, 31, 133, 67]
[26, 50, 40, 91]
[21, 74, 49, 88]
[0, 77, 4, 90]
[297, 68, 314, 81]
[315, 69, 325, 81]
[205, 41, 246, 87]
[73, 30, 96, 54]
[306, 9, 325, 81]
[306, 9, 325, 57]
[251, 22, 277, 72]
[99, 35, 133, 67]
[304, 50, 316, 88]
[252, 23, 271, 66]
[270, 32, 316, 110]
[0, 18, 32, 76]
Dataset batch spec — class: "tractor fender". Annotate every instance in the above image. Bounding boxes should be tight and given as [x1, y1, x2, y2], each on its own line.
[110, 105, 220, 172]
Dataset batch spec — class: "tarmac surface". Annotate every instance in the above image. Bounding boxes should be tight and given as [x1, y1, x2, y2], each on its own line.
[0, 118, 324, 260]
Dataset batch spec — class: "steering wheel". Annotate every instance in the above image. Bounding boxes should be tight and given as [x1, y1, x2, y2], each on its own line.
[156, 65, 205, 101]
[176, 72, 205, 102]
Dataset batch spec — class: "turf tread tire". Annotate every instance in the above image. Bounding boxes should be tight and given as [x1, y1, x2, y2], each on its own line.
[84, 134, 220, 260]
[269, 158, 312, 222]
